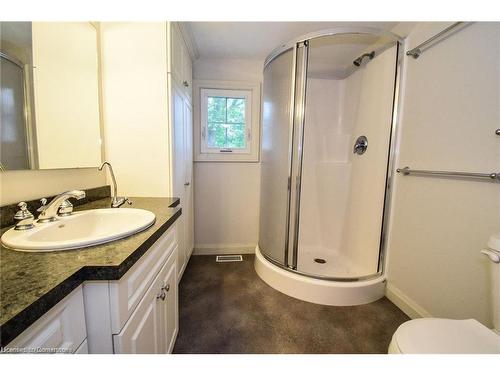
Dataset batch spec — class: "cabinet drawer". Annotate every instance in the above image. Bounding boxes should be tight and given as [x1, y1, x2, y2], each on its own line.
[109, 224, 177, 333]
[113, 246, 178, 354]
[6, 286, 86, 354]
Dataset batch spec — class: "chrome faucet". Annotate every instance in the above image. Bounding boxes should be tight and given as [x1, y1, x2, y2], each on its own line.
[98, 161, 132, 208]
[37, 190, 86, 223]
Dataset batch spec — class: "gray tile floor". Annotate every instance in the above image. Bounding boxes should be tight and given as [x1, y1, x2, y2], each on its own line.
[173, 255, 409, 354]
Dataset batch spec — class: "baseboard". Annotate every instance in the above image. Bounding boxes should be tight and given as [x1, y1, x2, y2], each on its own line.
[385, 282, 432, 320]
[193, 244, 256, 255]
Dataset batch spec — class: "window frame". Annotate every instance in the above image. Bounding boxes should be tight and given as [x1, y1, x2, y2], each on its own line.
[200, 88, 252, 154]
[194, 80, 261, 162]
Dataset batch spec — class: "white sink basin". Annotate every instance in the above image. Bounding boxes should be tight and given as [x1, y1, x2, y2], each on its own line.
[1, 208, 156, 252]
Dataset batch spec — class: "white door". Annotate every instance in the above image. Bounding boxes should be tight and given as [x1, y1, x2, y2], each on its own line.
[183, 101, 194, 261]
[182, 45, 192, 101]
[172, 84, 187, 277]
[170, 23, 184, 85]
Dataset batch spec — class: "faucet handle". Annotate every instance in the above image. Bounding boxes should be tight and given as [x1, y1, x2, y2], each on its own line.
[111, 196, 133, 208]
[37, 198, 48, 212]
[14, 202, 33, 219]
[14, 202, 35, 230]
[58, 199, 74, 217]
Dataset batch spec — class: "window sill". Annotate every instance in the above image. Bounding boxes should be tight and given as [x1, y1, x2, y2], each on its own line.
[194, 153, 259, 163]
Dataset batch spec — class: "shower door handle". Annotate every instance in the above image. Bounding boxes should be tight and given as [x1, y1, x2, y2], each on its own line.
[353, 136, 368, 155]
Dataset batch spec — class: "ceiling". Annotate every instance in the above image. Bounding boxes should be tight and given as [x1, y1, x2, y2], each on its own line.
[1, 22, 32, 49]
[307, 33, 397, 79]
[185, 22, 399, 61]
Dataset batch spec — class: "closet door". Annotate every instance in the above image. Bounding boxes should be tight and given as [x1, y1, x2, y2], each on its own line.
[170, 23, 184, 85]
[172, 84, 187, 277]
[182, 46, 192, 101]
[183, 101, 194, 260]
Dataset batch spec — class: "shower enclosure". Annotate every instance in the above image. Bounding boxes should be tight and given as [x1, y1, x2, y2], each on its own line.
[256, 28, 403, 305]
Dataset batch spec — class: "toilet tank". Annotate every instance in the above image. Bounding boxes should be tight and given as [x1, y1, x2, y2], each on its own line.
[485, 233, 500, 331]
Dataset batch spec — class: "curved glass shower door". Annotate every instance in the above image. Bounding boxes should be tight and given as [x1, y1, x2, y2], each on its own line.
[259, 48, 295, 264]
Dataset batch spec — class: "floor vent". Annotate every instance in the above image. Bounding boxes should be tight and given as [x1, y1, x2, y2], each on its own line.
[216, 255, 243, 262]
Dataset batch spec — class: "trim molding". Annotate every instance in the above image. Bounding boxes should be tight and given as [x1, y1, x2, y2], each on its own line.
[193, 244, 256, 255]
[385, 282, 432, 319]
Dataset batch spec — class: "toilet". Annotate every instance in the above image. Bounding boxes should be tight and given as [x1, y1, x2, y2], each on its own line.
[389, 233, 500, 354]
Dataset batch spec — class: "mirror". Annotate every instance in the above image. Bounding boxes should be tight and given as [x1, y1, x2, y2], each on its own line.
[0, 22, 103, 171]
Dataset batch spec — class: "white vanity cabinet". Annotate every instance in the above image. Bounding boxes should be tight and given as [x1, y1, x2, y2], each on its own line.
[83, 223, 180, 354]
[112, 247, 178, 354]
[4, 220, 180, 354]
[5, 286, 87, 354]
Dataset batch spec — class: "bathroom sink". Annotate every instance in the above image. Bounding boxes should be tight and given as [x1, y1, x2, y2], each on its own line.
[1, 208, 156, 252]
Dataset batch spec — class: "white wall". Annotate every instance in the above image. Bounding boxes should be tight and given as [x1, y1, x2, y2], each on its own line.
[193, 59, 263, 253]
[386, 22, 500, 327]
[99, 22, 171, 197]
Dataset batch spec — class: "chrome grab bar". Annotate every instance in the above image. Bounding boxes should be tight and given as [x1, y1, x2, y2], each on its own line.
[396, 166, 500, 182]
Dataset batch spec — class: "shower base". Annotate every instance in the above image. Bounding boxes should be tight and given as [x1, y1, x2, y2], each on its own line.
[297, 246, 358, 278]
[255, 246, 386, 306]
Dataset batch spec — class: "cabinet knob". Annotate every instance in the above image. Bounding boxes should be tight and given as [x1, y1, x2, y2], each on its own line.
[183, 80, 189, 88]
[156, 290, 166, 301]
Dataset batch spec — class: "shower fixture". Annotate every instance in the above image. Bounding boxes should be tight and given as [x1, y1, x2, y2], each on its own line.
[353, 51, 375, 67]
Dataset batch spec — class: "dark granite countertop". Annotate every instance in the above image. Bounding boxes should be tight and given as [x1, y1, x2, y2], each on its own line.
[0, 196, 181, 346]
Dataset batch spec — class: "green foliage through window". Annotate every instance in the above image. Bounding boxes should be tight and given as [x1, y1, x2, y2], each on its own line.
[207, 96, 246, 149]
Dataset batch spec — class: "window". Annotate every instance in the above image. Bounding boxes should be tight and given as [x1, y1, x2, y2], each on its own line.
[195, 81, 260, 162]
[202, 90, 250, 153]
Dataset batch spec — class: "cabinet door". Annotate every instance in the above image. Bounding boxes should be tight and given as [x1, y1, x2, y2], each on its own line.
[108, 226, 177, 334]
[182, 45, 192, 102]
[113, 248, 178, 354]
[170, 23, 183, 85]
[75, 339, 88, 354]
[183, 101, 194, 260]
[112, 279, 163, 354]
[172, 84, 187, 277]
[6, 286, 86, 354]
[158, 255, 178, 353]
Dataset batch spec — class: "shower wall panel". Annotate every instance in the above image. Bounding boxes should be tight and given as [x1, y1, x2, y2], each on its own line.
[340, 45, 398, 276]
[298, 45, 397, 278]
[298, 79, 350, 260]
